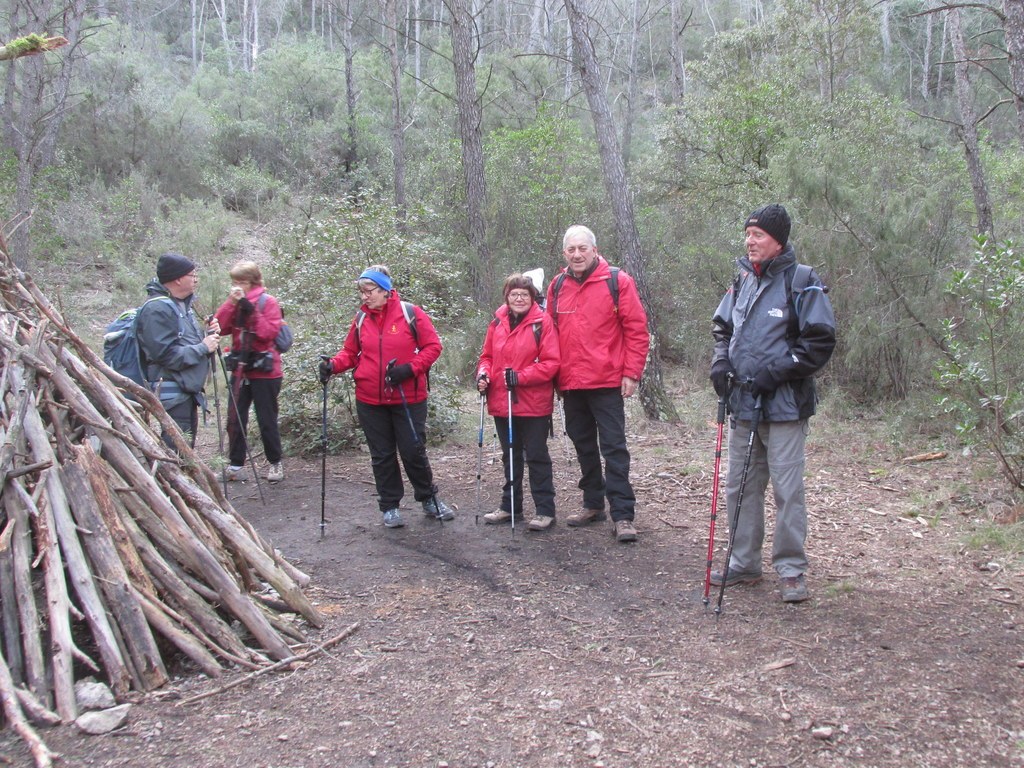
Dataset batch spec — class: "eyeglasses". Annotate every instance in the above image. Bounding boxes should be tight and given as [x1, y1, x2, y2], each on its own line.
[358, 286, 381, 296]
[507, 291, 532, 301]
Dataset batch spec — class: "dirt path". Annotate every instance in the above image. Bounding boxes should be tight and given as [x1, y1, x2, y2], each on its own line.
[3, 403, 1022, 767]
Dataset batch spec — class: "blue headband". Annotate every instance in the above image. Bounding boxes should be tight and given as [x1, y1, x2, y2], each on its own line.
[358, 269, 393, 292]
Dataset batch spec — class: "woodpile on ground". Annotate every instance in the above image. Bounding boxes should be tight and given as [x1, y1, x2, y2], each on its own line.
[0, 241, 325, 766]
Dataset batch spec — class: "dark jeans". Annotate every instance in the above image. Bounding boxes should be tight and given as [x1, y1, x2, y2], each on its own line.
[227, 376, 283, 466]
[494, 414, 556, 518]
[562, 387, 635, 521]
[162, 396, 198, 452]
[357, 399, 437, 511]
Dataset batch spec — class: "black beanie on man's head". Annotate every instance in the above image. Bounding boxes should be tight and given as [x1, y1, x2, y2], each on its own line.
[156, 253, 196, 283]
[744, 204, 791, 248]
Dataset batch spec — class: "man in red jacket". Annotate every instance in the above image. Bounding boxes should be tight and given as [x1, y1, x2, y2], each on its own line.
[319, 267, 454, 528]
[547, 225, 650, 542]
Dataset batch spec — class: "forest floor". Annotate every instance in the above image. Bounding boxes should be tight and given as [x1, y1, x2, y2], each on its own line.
[2, 386, 1023, 768]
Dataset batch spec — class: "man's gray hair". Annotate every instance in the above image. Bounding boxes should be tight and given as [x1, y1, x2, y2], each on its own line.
[563, 225, 597, 250]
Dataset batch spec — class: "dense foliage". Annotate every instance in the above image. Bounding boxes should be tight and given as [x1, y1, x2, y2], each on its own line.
[2, 0, 1023, 492]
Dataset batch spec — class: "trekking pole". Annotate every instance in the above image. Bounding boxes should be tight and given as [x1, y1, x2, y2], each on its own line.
[388, 360, 444, 525]
[506, 370, 516, 536]
[714, 392, 762, 617]
[556, 394, 572, 465]
[218, 350, 266, 506]
[319, 356, 330, 539]
[702, 377, 731, 609]
[475, 393, 485, 526]
[209, 356, 227, 495]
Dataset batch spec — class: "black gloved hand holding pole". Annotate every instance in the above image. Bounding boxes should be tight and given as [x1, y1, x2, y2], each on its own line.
[385, 362, 414, 386]
[710, 359, 735, 398]
[751, 368, 776, 399]
[505, 368, 519, 403]
[318, 355, 333, 385]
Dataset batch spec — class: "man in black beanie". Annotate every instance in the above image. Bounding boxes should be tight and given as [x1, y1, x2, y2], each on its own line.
[708, 204, 836, 603]
[136, 253, 221, 450]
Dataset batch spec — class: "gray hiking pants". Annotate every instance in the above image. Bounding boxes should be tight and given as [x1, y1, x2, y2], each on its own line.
[724, 418, 809, 578]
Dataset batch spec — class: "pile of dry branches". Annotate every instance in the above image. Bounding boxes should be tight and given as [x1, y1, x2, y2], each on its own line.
[0, 244, 324, 765]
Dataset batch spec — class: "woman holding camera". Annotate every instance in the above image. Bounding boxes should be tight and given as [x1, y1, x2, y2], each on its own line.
[215, 260, 285, 483]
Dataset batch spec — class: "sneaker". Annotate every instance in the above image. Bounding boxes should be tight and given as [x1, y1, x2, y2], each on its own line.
[565, 508, 606, 527]
[382, 509, 405, 528]
[223, 465, 245, 482]
[614, 519, 638, 542]
[527, 515, 554, 531]
[709, 569, 762, 587]
[266, 462, 284, 483]
[422, 498, 455, 521]
[483, 509, 512, 525]
[780, 575, 809, 603]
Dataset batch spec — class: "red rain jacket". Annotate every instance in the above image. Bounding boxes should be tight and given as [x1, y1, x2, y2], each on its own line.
[215, 286, 284, 379]
[546, 256, 649, 391]
[477, 302, 559, 418]
[328, 291, 442, 405]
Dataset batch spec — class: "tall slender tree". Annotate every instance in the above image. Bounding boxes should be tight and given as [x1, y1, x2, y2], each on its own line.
[563, 0, 676, 420]
[445, 0, 492, 302]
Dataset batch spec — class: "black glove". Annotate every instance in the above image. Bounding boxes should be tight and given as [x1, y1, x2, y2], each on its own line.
[385, 362, 414, 386]
[237, 297, 254, 322]
[477, 373, 489, 391]
[504, 369, 519, 389]
[318, 355, 333, 385]
[710, 359, 735, 397]
[751, 368, 776, 399]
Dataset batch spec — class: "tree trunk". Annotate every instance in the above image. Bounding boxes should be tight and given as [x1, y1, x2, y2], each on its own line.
[383, 0, 408, 228]
[949, 7, 994, 236]
[1002, 0, 1024, 149]
[343, 0, 359, 174]
[668, 0, 690, 103]
[446, 0, 493, 303]
[563, 0, 677, 421]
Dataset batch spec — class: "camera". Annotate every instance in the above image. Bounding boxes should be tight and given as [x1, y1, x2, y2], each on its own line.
[224, 350, 274, 373]
[246, 351, 275, 373]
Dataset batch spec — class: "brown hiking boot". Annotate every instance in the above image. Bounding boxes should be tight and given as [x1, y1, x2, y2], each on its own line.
[614, 519, 638, 543]
[483, 509, 512, 525]
[527, 515, 554, 531]
[566, 508, 606, 527]
[780, 575, 809, 603]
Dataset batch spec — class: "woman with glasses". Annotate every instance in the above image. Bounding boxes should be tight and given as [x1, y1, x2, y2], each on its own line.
[476, 273, 560, 530]
[318, 266, 454, 528]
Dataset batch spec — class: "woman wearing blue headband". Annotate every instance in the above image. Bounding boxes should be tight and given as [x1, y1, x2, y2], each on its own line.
[318, 265, 455, 528]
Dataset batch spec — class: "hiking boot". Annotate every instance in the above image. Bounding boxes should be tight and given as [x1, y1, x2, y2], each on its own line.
[709, 569, 762, 587]
[483, 509, 512, 525]
[566, 508, 606, 527]
[423, 498, 455, 521]
[614, 519, 638, 543]
[223, 465, 245, 482]
[527, 515, 554, 531]
[382, 509, 405, 528]
[780, 574, 809, 603]
[266, 462, 284, 483]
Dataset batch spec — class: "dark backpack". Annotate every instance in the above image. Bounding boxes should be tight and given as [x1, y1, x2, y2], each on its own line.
[103, 296, 175, 387]
[257, 294, 294, 352]
[550, 267, 620, 326]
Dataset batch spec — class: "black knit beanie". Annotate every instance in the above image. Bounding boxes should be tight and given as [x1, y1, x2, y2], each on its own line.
[156, 253, 196, 283]
[744, 204, 791, 248]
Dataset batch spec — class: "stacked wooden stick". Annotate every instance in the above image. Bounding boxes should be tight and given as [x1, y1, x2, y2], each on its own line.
[0, 244, 325, 765]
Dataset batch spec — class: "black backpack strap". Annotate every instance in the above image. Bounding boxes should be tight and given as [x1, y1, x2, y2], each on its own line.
[607, 267, 620, 311]
[550, 273, 568, 326]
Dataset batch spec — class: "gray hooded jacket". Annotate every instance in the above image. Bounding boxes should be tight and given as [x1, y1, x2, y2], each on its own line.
[712, 245, 836, 422]
[135, 279, 210, 402]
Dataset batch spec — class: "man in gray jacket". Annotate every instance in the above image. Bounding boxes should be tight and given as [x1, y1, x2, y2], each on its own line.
[709, 204, 836, 603]
[136, 253, 221, 450]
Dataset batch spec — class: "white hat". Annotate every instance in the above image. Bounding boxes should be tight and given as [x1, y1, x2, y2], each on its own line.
[523, 268, 545, 293]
